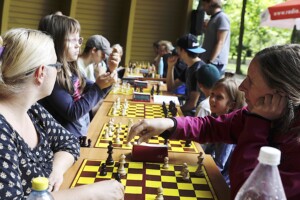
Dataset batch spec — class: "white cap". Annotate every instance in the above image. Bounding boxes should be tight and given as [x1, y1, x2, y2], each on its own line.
[258, 146, 281, 166]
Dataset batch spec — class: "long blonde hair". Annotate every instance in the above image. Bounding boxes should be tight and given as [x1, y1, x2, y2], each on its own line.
[0, 28, 54, 98]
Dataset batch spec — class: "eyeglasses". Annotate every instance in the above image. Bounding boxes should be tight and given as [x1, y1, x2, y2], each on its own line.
[66, 37, 83, 45]
[25, 62, 63, 76]
[47, 62, 63, 72]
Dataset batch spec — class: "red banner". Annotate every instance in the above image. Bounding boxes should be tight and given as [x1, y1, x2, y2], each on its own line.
[268, 0, 300, 20]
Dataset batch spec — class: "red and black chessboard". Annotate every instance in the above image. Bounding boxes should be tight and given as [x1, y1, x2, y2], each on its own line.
[71, 159, 218, 200]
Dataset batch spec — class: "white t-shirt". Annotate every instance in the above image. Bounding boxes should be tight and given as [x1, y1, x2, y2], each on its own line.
[195, 97, 211, 117]
[77, 57, 96, 82]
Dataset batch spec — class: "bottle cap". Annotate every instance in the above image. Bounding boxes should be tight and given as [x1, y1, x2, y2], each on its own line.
[258, 146, 281, 165]
[31, 177, 49, 191]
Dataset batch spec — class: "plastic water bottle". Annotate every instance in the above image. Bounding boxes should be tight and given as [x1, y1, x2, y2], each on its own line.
[27, 177, 54, 200]
[158, 57, 164, 78]
[234, 146, 287, 200]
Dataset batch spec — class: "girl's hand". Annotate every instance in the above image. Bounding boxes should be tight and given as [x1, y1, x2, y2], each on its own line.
[95, 72, 116, 89]
[48, 169, 64, 192]
[250, 93, 287, 120]
[126, 118, 175, 144]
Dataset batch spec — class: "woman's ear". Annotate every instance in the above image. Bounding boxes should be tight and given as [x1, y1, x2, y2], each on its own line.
[34, 65, 46, 85]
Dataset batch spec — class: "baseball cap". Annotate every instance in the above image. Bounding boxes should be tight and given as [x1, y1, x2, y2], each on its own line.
[176, 33, 206, 54]
[196, 64, 220, 88]
[85, 35, 111, 56]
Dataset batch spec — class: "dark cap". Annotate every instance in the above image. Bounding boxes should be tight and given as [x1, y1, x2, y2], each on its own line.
[176, 33, 206, 54]
[85, 35, 111, 56]
[196, 64, 220, 88]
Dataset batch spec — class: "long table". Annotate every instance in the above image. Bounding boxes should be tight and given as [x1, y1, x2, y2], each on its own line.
[60, 79, 230, 199]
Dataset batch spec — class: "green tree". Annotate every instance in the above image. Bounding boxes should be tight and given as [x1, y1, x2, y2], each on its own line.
[222, 0, 291, 73]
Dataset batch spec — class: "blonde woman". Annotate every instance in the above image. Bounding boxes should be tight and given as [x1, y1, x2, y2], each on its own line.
[0, 28, 123, 199]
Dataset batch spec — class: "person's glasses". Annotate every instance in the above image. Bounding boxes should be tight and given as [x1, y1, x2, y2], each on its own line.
[47, 62, 63, 72]
[66, 37, 83, 45]
[25, 62, 63, 76]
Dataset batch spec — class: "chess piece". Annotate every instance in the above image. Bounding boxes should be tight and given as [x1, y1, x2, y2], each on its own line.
[112, 106, 117, 116]
[180, 163, 188, 176]
[121, 107, 126, 116]
[156, 84, 160, 95]
[195, 152, 205, 177]
[103, 127, 109, 139]
[114, 129, 121, 144]
[118, 154, 127, 176]
[185, 140, 192, 147]
[106, 141, 114, 165]
[155, 187, 164, 200]
[182, 166, 190, 181]
[115, 173, 121, 183]
[126, 141, 132, 147]
[162, 157, 169, 169]
[164, 138, 168, 145]
[79, 136, 91, 147]
[150, 86, 155, 96]
[100, 163, 107, 176]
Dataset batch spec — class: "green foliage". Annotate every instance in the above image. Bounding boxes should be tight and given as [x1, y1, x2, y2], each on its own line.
[223, 0, 291, 56]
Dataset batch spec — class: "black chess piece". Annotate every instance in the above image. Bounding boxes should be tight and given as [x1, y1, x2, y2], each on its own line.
[79, 136, 91, 147]
[140, 87, 143, 92]
[106, 141, 114, 165]
[100, 163, 107, 176]
[164, 138, 168, 145]
[115, 173, 121, 183]
[170, 107, 178, 117]
[150, 86, 155, 96]
[134, 84, 137, 92]
[156, 84, 160, 95]
[185, 140, 192, 147]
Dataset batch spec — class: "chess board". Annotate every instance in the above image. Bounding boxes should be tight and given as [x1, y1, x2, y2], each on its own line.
[95, 123, 199, 153]
[71, 159, 218, 200]
[107, 103, 178, 118]
[111, 87, 162, 95]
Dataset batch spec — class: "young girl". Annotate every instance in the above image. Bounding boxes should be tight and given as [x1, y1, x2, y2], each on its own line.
[38, 14, 120, 137]
[205, 73, 245, 185]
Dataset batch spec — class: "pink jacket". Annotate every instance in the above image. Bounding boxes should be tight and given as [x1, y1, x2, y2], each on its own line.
[173, 107, 300, 200]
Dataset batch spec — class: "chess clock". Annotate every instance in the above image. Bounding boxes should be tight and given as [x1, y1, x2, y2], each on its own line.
[134, 80, 148, 88]
[132, 92, 151, 102]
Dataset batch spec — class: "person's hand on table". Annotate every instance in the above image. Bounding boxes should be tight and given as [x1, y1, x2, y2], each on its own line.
[91, 180, 124, 200]
[48, 169, 64, 192]
[127, 118, 175, 144]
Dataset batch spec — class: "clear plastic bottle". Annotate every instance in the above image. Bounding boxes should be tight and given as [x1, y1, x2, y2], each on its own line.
[27, 177, 54, 200]
[234, 146, 287, 200]
[158, 57, 164, 78]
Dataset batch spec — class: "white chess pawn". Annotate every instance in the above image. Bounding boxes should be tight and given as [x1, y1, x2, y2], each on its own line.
[103, 127, 109, 139]
[182, 167, 190, 181]
[118, 154, 127, 176]
[162, 157, 169, 169]
[126, 142, 132, 147]
[180, 163, 188, 176]
[155, 187, 164, 200]
[121, 107, 126, 116]
[195, 152, 205, 177]
[112, 107, 117, 115]
[114, 129, 121, 144]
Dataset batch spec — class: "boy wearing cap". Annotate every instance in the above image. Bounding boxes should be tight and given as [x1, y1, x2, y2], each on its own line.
[166, 33, 206, 116]
[78, 35, 113, 81]
[195, 63, 220, 117]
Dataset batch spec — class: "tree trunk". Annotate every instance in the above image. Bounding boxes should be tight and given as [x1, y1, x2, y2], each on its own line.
[236, 0, 247, 74]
